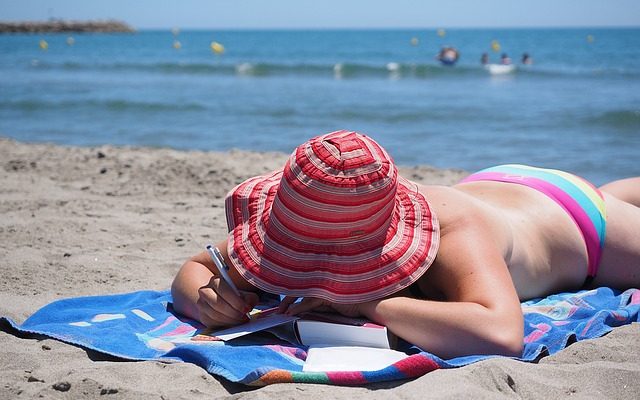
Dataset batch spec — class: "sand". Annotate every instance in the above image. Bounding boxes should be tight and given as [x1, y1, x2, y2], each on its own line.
[0, 137, 638, 399]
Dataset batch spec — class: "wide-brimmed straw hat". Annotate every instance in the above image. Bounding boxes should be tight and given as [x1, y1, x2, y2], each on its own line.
[225, 130, 440, 303]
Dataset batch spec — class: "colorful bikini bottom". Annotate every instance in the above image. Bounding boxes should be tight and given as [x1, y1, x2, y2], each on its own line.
[460, 164, 607, 278]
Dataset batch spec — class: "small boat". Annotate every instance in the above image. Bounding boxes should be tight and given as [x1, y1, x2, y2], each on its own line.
[485, 64, 516, 75]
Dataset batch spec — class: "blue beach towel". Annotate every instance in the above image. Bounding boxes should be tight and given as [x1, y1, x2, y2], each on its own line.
[2, 287, 639, 386]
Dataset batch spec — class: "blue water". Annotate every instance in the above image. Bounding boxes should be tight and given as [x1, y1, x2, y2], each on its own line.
[1, 28, 639, 184]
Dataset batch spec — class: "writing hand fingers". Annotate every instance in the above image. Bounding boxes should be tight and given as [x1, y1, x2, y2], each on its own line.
[196, 279, 249, 327]
[206, 276, 251, 315]
[196, 298, 245, 328]
[241, 291, 260, 313]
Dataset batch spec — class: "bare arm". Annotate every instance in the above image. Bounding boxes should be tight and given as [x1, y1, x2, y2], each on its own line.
[171, 239, 259, 327]
[360, 296, 522, 358]
[285, 215, 524, 358]
[370, 218, 523, 358]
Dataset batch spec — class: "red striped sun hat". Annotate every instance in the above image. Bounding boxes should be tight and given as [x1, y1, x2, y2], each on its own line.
[225, 130, 440, 303]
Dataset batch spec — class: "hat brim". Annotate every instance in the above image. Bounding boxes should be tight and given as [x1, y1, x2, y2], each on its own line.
[225, 171, 439, 304]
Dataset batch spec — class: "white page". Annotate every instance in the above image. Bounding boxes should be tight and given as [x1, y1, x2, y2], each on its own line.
[296, 320, 390, 348]
[302, 346, 409, 372]
[208, 313, 298, 341]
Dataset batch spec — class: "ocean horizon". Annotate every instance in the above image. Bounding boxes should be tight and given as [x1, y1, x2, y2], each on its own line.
[1, 27, 639, 184]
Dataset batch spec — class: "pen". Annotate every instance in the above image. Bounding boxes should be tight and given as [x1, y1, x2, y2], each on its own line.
[206, 245, 252, 319]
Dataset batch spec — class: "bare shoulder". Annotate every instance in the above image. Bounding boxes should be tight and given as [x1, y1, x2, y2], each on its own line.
[416, 184, 517, 307]
[417, 184, 509, 240]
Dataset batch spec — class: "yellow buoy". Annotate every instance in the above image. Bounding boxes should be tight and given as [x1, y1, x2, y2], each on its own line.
[410, 37, 419, 46]
[491, 40, 501, 52]
[39, 39, 48, 50]
[173, 40, 182, 50]
[211, 41, 225, 54]
[437, 28, 446, 38]
[66, 36, 75, 46]
[587, 34, 595, 43]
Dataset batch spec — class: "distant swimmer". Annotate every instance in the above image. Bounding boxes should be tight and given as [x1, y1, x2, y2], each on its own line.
[481, 53, 489, 65]
[521, 53, 533, 65]
[437, 46, 459, 66]
[500, 53, 512, 65]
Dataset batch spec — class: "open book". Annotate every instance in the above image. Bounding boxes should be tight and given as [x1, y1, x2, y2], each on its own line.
[193, 307, 395, 349]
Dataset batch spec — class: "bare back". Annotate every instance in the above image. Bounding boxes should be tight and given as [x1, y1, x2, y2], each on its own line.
[414, 180, 640, 301]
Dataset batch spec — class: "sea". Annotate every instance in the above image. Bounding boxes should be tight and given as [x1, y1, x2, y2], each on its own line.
[1, 28, 639, 185]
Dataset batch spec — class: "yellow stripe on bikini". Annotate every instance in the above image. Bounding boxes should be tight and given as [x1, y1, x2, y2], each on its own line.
[508, 164, 606, 217]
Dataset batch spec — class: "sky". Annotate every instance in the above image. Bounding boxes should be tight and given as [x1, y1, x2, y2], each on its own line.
[2, 0, 639, 29]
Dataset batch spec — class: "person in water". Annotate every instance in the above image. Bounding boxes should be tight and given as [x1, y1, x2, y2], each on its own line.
[522, 53, 533, 65]
[501, 53, 512, 65]
[481, 52, 489, 65]
[171, 130, 640, 359]
[437, 46, 459, 66]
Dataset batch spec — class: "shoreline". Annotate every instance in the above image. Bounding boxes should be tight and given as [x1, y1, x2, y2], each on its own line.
[0, 137, 470, 182]
[0, 137, 638, 399]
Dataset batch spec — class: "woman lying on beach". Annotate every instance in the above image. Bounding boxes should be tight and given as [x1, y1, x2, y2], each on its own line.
[171, 130, 640, 358]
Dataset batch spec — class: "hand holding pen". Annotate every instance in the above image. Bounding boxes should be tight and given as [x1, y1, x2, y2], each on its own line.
[206, 245, 253, 320]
